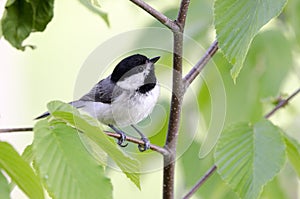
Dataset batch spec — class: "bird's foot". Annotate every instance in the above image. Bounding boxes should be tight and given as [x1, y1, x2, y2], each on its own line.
[116, 131, 128, 147]
[138, 137, 151, 152]
[131, 125, 151, 152]
[108, 124, 128, 147]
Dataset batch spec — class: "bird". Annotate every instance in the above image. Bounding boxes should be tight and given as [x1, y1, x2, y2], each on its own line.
[36, 54, 160, 152]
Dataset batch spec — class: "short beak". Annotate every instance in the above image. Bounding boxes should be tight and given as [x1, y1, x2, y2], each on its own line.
[150, 56, 160, 63]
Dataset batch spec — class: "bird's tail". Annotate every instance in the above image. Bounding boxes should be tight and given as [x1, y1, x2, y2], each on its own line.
[35, 100, 85, 120]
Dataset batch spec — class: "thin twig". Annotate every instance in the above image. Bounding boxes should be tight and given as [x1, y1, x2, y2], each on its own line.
[0, 127, 33, 133]
[265, 87, 300, 119]
[0, 127, 169, 156]
[129, 0, 179, 32]
[105, 132, 169, 156]
[183, 40, 218, 90]
[182, 165, 217, 199]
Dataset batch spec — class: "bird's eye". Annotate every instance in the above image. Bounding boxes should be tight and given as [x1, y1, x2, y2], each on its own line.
[138, 66, 144, 72]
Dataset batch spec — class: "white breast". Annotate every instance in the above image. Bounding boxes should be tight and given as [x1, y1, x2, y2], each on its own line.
[80, 84, 160, 127]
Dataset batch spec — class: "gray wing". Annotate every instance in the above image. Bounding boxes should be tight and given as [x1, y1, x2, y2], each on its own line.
[35, 76, 119, 120]
[79, 76, 119, 104]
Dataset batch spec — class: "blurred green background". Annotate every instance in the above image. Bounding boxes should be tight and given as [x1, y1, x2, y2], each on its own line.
[1, 0, 300, 198]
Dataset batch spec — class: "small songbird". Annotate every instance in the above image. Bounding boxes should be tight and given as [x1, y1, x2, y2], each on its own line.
[36, 54, 160, 151]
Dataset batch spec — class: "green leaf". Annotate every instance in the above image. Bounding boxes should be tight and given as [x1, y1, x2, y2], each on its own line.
[244, 30, 292, 98]
[21, 144, 34, 163]
[1, 0, 54, 50]
[214, 119, 286, 199]
[33, 120, 112, 199]
[47, 100, 141, 189]
[214, 0, 287, 80]
[0, 19, 2, 39]
[48, 100, 80, 115]
[78, 0, 109, 26]
[0, 141, 44, 199]
[5, 0, 16, 7]
[284, 134, 300, 177]
[0, 171, 10, 199]
[28, 0, 54, 31]
[9, 144, 35, 190]
[1, 0, 34, 50]
[78, 133, 108, 165]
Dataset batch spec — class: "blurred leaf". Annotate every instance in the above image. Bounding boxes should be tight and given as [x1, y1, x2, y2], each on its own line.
[261, 176, 288, 199]
[1, 0, 34, 50]
[33, 120, 112, 199]
[148, 100, 169, 147]
[195, 61, 227, 157]
[78, 0, 109, 26]
[284, 134, 300, 177]
[0, 171, 10, 199]
[0, 141, 44, 199]
[0, 19, 2, 39]
[244, 30, 292, 98]
[214, 119, 286, 199]
[47, 100, 141, 189]
[5, 0, 15, 7]
[91, 0, 101, 7]
[285, 0, 300, 46]
[199, 30, 292, 126]
[28, 0, 54, 31]
[214, 0, 287, 80]
[184, 0, 213, 41]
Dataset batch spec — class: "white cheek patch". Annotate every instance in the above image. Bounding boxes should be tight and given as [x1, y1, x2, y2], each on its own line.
[116, 62, 153, 90]
[116, 72, 145, 90]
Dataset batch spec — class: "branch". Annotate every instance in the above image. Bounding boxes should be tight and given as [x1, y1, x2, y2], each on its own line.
[182, 87, 300, 198]
[0, 127, 169, 156]
[176, 0, 191, 30]
[183, 40, 218, 90]
[129, 0, 179, 32]
[163, 1, 191, 199]
[182, 165, 217, 199]
[264, 87, 300, 119]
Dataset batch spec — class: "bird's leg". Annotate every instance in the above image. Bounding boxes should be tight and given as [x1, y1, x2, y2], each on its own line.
[131, 125, 150, 152]
[108, 124, 128, 147]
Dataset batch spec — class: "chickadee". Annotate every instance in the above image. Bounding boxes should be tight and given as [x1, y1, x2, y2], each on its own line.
[36, 54, 160, 151]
